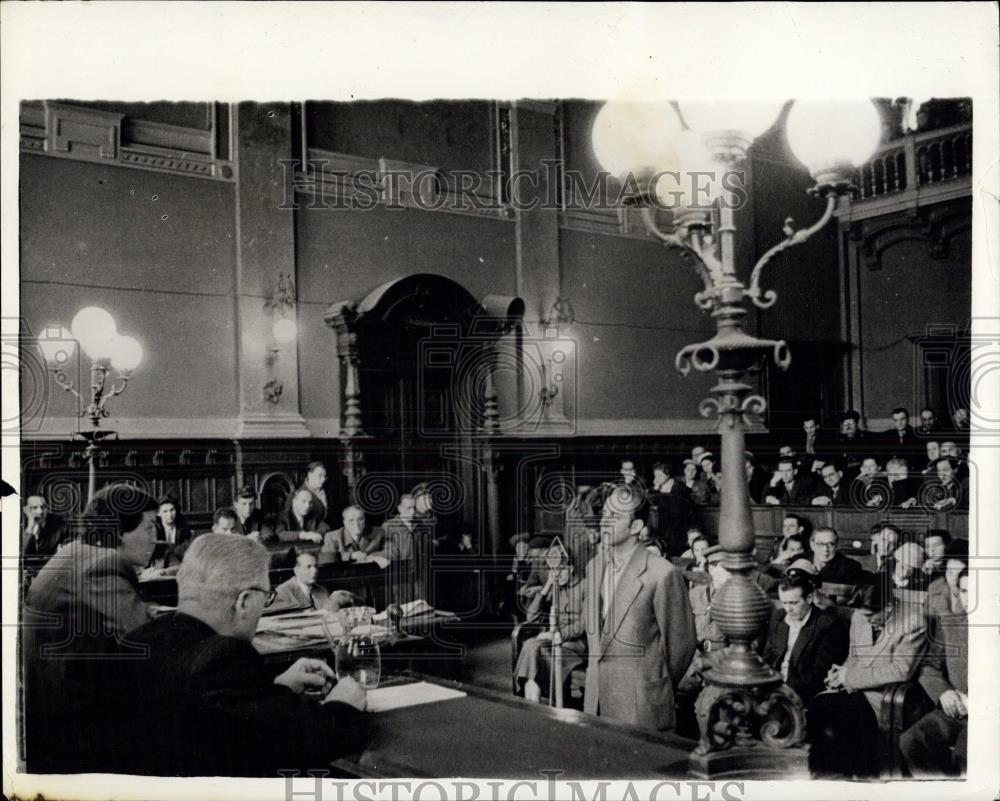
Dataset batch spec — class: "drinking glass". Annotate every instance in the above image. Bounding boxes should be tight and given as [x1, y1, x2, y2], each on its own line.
[328, 606, 381, 689]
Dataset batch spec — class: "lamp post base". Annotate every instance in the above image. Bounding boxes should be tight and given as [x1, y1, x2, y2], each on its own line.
[688, 743, 811, 781]
[688, 679, 810, 780]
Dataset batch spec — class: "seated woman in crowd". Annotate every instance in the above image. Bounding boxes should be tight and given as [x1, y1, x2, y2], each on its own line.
[514, 557, 586, 704]
[808, 578, 928, 778]
[22, 483, 160, 773]
[680, 459, 715, 506]
[147, 494, 194, 574]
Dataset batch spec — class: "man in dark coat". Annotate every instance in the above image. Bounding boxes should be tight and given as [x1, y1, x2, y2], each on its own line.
[764, 458, 819, 506]
[762, 572, 850, 702]
[117, 533, 367, 776]
[810, 526, 865, 586]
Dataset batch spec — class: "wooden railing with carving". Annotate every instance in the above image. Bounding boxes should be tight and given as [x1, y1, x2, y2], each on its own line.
[855, 123, 972, 202]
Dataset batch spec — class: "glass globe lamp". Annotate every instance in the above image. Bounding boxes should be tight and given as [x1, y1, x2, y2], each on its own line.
[786, 100, 883, 187]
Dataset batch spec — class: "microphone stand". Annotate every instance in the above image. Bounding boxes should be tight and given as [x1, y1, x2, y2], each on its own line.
[548, 569, 563, 709]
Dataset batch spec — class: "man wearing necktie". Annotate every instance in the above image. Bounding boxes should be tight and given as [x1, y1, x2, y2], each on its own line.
[582, 487, 695, 731]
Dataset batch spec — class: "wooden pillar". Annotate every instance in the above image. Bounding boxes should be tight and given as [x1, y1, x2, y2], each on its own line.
[325, 300, 366, 503]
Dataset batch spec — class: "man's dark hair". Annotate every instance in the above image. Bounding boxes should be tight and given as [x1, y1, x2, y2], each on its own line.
[924, 528, 952, 547]
[784, 512, 803, 526]
[782, 532, 811, 554]
[78, 484, 158, 548]
[778, 571, 815, 597]
[235, 485, 256, 501]
[777, 457, 797, 470]
[840, 409, 861, 423]
[156, 494, 179, 509]
[652, 461, 669, 474]
[691, 535, 711, 550]
[820, 460, 844, 474]
[891, 406, 909, 418]
[213, 507, 239, 525]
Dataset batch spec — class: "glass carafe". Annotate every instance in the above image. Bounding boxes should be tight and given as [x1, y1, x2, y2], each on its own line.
[332, 606, 381, 689]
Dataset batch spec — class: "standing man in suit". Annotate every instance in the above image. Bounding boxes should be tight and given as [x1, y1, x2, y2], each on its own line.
[882, 407, 919, 458]
[801, 417, 828, 473]
[582, 489, 696, 731]
[762, 572, 849, 702]
[900, 569, 969, 776]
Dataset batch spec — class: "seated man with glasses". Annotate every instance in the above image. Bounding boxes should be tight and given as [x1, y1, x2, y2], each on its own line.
[117, 533, 368, 776]
[810, 526, 865, 586]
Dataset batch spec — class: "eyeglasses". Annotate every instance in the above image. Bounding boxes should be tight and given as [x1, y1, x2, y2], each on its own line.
[244, 587, 277, 607]
[813, 540, 838, 549]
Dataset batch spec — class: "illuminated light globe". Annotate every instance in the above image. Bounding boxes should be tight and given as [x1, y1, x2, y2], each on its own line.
[786, 100, 883, 186]
[592, 101, 683, 183]
[37, 325, 77, 366]
[679, 101, 784, 160]
[108, 335, 143, 372]
[273, 317, 298, 345]
[71, 306, 117, 359]
[653, 130, 723, 212]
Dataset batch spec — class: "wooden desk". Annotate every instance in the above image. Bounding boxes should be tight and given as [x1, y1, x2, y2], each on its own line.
[333, 675, 696, 780]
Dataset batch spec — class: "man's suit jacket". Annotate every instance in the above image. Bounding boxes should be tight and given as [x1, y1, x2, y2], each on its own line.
[816, 551, 866, 586]
[836, 430, 872, 466]
[233, 509, 277, 543]
[767, 475, 819, 506]
[276, 511, 330, 542]
[918, 611, 967, 699]
[22, 513, 67, 557]
[762, 606, 849, 700]
[880, 426, 920, 457]
[582, 544, 696, 731]
[320, 525, 386, 563]
[888, 476, 920, 506]
[812, 481, 850, 506]
[273, 576, 331, 610]
[843, 602, 928, 713]
[287, 483, 337, 529]
[115, 612, 366, 776]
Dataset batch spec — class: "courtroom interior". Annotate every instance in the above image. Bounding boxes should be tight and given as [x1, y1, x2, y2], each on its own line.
[15, 96, 973, 780]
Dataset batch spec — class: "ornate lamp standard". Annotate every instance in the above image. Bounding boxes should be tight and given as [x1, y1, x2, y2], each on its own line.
[37, 306, 143, 503]
[592, 99, 882, 777]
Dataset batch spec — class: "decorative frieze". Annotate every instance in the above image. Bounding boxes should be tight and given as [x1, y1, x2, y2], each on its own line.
[19, 101, 235, 182]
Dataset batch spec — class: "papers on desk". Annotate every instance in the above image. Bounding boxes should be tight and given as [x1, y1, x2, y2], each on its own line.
[373, 599, 434, 621]
[366, 681, 466, 713]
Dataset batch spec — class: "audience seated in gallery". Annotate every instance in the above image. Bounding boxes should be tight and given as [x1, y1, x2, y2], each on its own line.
[320, 504, 386, 564]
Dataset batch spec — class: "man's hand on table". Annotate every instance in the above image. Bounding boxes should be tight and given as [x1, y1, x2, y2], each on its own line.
[325, 675, 368, 711]
[299, 531, 324, 544]
[274, 657, 335, 694]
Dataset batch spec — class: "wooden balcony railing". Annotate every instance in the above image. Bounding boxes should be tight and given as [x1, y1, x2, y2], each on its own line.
[854, 122, 972, 202]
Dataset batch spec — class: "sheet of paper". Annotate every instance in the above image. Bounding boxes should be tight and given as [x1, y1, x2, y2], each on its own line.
[366, 681, 467, 713]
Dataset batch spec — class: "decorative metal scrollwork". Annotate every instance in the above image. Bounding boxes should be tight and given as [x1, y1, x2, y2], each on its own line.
[694, 683, 808, 757]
